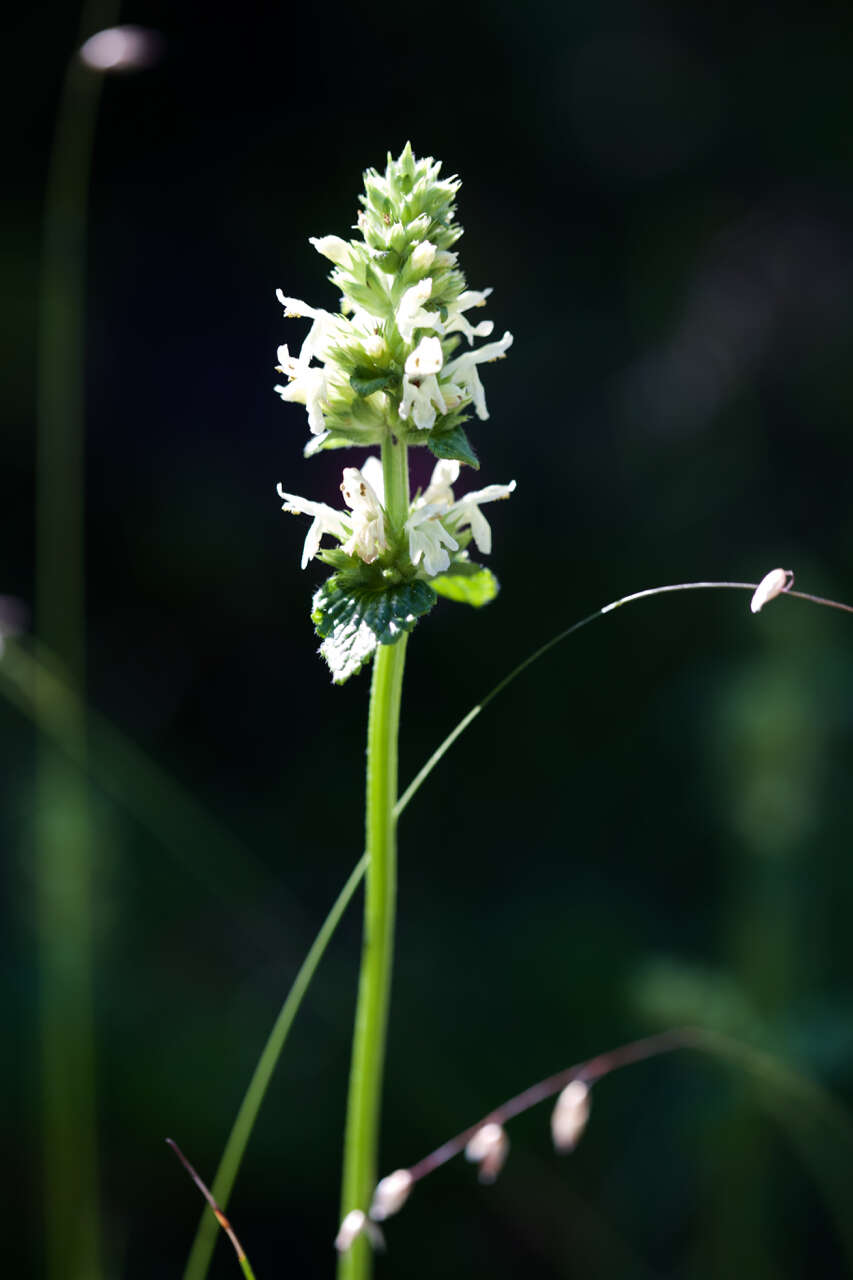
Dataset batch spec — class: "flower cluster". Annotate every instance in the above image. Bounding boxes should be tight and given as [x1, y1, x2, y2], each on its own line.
[278, 457, 515, 581]
[274, 145, 512, 459]
[274, 145, 515, 681]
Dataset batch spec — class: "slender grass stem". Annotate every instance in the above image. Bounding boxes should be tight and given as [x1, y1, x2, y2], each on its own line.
[181, 856, 367, 1280]
[34, 6, 117, 1276]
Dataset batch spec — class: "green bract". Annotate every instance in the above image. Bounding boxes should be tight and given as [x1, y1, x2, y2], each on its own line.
[275, 145, 515, 681]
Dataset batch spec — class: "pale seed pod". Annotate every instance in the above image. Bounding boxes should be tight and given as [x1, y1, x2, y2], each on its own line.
[334, 1209, 385, 1254]
[370, 1169, 414, 1222]
[551, 1079, 591, 1153]
[750, 568, 794, 614]
[464, 1122, 509, 1184]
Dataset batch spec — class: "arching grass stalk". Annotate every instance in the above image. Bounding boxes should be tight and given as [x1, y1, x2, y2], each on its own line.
[367, 1026, 853, 1267]
[178, 573, 852, 1279]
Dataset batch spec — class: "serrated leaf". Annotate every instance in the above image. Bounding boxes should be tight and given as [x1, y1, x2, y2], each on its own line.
[350, 370, 398, 397]
[312, 578, 437, 684]
[431, 563, 499, 607]
[427, 424, 479, 469]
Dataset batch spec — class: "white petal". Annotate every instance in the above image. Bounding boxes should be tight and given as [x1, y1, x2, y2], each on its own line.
[360, 456, 385, 504]
[309, 235, 350, 265]
[405, 335, 444, 377]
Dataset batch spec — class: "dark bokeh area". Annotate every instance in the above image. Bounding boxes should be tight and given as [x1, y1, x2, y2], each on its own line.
[5, 0, 853, 1276]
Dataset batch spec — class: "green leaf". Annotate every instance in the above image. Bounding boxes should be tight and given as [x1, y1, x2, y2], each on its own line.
[349, 370, 398, 397]
[427, 424, 480, 469]
[431, 562, 499, 607]
[312, 578, 437, 684]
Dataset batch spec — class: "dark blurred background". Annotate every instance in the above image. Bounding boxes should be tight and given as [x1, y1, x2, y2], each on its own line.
[5, 0, 853, 1276]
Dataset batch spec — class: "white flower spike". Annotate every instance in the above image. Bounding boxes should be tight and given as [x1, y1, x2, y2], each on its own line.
[750, 568, 794, 614]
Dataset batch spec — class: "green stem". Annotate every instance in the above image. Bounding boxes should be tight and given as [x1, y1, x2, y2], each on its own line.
[338, 430, 409, 1278]
[338, 636, 408, 1279]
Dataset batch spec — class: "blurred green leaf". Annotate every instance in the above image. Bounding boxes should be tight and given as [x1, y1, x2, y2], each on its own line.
[431, 561, 499, 607]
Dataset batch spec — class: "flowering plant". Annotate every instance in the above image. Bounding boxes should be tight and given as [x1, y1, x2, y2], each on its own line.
[275, 143, 514, 683]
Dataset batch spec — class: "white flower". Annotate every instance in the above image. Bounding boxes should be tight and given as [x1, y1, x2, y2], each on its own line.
[750, 567, 794, 614]
[443, 288, 494, 344]
[276, 486, 350, 569]
[309, 234, 351, 266]
[443, 330, 514, 420]
[340, 466, 388, 563]
[448, 479, 517, 555]
[275, 291, 337, 363]
[396, 278, 443, 344]
[277, 463, 389, 568]
[405, 460, 515, 569]
[399, 336, 448, 431]
[275, 344, 329, 437]
[405, 505, 459, 577]
[419, 459, 459, 508]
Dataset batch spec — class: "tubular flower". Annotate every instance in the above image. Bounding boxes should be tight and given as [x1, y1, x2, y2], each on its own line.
[443, 331, 514, 420]
[396, 279, 443, 344]
[409, 459, 516, 561]
[399, 336, 448, 430]
[276, 463, 389, 569]
[340, 466, 388, 563]
[406, 505, 459, 577]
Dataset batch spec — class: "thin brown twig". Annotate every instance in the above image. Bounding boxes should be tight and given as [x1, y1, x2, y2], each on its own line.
[406, 1027, 700, 1182]
[166, 1138, 250, 1266]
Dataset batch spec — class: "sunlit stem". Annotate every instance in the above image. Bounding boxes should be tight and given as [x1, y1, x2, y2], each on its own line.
[338, 434, 410, 1280]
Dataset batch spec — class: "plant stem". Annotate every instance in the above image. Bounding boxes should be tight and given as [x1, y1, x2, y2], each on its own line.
[35, 6, 117, 1275]
[339, 436, 409, 1280]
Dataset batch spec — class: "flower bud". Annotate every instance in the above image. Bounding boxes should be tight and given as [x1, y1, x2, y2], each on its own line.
[410, 240, 437, 271]
[309, 235, 351, 266]
[464, 1122, 509, 1184]
[750, 568, 794, 614]
[551, 1079, 591, 1153]
[369, 1169, 414, 1221]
